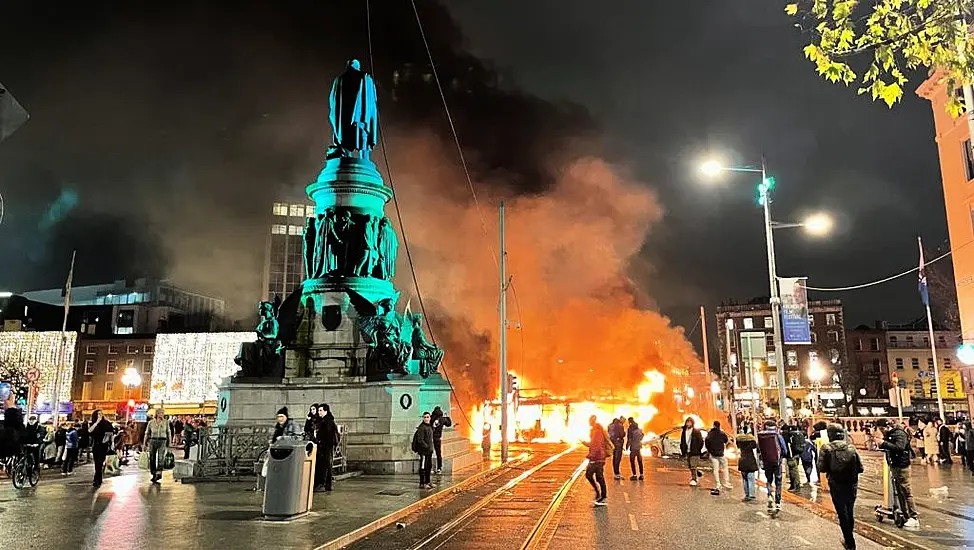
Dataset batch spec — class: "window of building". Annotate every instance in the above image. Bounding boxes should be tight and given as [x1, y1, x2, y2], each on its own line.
[273, 203, 288, 216]
[725, 319, 734, 330]
[104, 381, 114, 399]
[929, 379, 939, 398]
[144, 344, 154, 354]
[923, 336, 930, 347]
[889, 336, 898, 347]
[872, 358, 881, 373]
[911, 358, 920, 369]
[945, 357, 953, 369]
[808, 315, 815, 327]
[766, 335, 774, 348]
[827, 330, 839, 343]
[906, 336, 914, 346]
[107, 359, 118, 374]
[938, 335, 947, 347]
[870, 338, 880, 351]
[125, 359, 135, 370]
[789, 376, 800, 388]
[913, 379, 923, 395]
[84, 360, 95, 375]
[854, 339, 862, 351]
[81, 381, 91, 401]
[108, 345, 119, 355]
[127, 345, 139, 354]
[743, 318, 754, 330]
[288, 224, 303, 236]
[289, 204, 305, 217]
[271, 224, 286, 235]
[826, 313, 837, 326]
[928, 358, 935, 371]
[810, 333, 818, 344]
[769, 375, 778, 387]
[85, 346, 96, 355]
[787, 350, 798, 366]
[963, 139, 974, 182]
[895, 358, 904, 370]
[305, 205, 316, 217]
[142, 359, 152, 374]
[764, 317, 773, 329]
[768, 355, 777, 367]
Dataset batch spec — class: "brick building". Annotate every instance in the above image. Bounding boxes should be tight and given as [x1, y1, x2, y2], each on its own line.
[71, 334, 155, 420]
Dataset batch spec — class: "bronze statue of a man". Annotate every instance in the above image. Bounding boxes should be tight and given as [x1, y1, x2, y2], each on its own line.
[327, 59, 378, 160]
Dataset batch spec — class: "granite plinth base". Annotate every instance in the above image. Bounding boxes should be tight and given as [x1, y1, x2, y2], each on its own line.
[214, 378, 481, 474]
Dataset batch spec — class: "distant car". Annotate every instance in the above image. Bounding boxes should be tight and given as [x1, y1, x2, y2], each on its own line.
[646, 426, 710, 459]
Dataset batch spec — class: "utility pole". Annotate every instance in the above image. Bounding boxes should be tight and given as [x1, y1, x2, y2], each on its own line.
[700, 306, 716, 421]
[919, 236, 946, 420]
[760, 158, 789, 423]
[50, 250, 75, 426]
[499, 203, 509, 463]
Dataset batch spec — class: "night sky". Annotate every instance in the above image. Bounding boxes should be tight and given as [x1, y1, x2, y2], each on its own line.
[0, 1, 950, 348]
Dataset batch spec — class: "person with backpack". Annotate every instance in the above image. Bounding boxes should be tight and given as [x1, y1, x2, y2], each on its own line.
[626, 417, 644, 480]
[580, 415, 612, 506]
[679, 417, 705, 487]
[817, 424, 864, 550]
[801, 435, 818, 486]
[705, 420, 730, 495]
[877, 419, 920, 530]
[411, 411, 435, 490]
[736, 424, 759, 501]
[785, 424, 807, 491]
[757, 420, 790, 513]
[607, 417, 626, 480]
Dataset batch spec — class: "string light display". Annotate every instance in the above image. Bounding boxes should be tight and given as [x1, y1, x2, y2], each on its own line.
[150, 332, 251, 403]
[0, 331, 77, 408]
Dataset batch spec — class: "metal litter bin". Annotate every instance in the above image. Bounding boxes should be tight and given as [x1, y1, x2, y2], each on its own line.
[262, 439, 317, 520]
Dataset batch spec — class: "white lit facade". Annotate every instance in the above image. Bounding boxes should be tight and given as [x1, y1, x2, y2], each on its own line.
[0, 331, 77, 412]
[149, 332, 251, 404]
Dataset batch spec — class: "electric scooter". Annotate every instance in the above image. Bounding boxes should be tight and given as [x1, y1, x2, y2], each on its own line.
[874, 450, 907, 528]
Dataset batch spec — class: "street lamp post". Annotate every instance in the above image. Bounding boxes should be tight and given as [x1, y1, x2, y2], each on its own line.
[700, 158, 833, 425]
[121, 367, 142, 423]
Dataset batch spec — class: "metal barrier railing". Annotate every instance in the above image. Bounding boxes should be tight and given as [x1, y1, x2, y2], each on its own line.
[191, 424, 349, 481]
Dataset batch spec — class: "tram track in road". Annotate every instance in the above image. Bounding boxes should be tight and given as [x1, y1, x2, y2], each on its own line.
[345, 444, 586, 550]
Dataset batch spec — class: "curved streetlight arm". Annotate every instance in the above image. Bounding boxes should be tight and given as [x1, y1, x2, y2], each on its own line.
[770, 221, 804, 230]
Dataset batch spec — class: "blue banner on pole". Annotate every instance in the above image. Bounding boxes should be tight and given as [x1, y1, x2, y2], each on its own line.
[780, 277, 811, 345]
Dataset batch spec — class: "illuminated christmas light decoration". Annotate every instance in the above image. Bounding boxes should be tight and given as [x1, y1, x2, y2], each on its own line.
[0, 331, 77, 409]
[150, 332, 252, 403]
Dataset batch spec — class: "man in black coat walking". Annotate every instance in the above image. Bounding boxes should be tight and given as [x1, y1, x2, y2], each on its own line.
[430, 406, 452, 474]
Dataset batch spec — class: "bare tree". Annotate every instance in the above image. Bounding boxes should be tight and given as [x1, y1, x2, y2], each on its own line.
[926, 245, 961, 335]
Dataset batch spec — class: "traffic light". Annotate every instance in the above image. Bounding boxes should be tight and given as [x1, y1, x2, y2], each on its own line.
[757, 177, 775, 205]
[507, 374, 518, 391]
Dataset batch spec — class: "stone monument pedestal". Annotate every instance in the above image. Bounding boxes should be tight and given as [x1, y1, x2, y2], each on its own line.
[216, 374, 480, 474]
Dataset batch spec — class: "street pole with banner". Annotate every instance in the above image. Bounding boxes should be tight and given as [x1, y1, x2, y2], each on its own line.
[780, 276, 812, 422]
[49, 251, 75, 428]
[918, 237, 946, 421]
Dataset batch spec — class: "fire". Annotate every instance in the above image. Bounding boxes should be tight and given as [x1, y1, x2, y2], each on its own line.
[471, 369, 703, 444]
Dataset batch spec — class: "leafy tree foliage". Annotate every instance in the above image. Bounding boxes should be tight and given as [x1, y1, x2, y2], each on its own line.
[786, 0, 974, 112]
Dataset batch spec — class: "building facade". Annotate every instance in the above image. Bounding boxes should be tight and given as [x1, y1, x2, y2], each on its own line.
[885, 321, 966, 416]
[715, 299, 848, 416]
[263, 201, 314, 301]
[70, 334, 156, 420]
[21, 278, 225, 334]
[0, 331, 77, 418]
[846, 324, 893, 415]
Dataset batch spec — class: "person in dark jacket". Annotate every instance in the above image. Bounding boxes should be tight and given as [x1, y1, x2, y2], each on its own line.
[581, 415, 611, 505]
[938, 419, 953, 464]
[0, 407, 25, 462]
[78, 421, 91, 463]
[626, 417, 644, 480]
[54, 423, 67, 465]
[705, 421, 730, 495]
[304, 404, 319, 439]
[413, 412, 435, 489]
[89, 410, 113, 488]
[818, 424, 864, 550]
[877, 419, 919, 529]
[757, 420, 789, 512]
[736, 426, 759, 501]
[313, 403, 340, 492]
[679, 417, 705, 486]
[607, 417, 626, 480]
[272, 407, 299, 442]
[430, 406, 452, 474]
[801, 436, 819, 486]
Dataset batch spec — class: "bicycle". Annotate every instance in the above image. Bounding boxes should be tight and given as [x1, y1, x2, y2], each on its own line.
[11, 444, 40, 489]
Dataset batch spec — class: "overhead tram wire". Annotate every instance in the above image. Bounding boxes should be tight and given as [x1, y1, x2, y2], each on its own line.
[800, 239, 972, 292]
[408, 1, 532, 376]
[365, 0, 474, 429]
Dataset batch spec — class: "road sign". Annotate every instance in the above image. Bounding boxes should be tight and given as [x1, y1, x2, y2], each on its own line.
[26, 368, 40, 383]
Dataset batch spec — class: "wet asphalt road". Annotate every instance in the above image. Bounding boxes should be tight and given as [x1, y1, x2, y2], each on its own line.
[548, 460, 888, 550]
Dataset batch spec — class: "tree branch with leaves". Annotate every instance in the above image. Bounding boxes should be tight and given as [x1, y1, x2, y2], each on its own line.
[786, 0, 974, 112]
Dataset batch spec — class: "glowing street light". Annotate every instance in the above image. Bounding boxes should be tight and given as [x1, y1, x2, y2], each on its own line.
[122, 367, 142, 422]
[700, 159, 724, 178]
[807, 358, 826, 383]
[802, 212, 833, 236]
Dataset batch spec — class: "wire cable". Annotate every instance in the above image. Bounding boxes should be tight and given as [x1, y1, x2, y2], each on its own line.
[409, 0, 530, 385]
[801, 239, 971, 292]
[366, 0, 473, 430]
